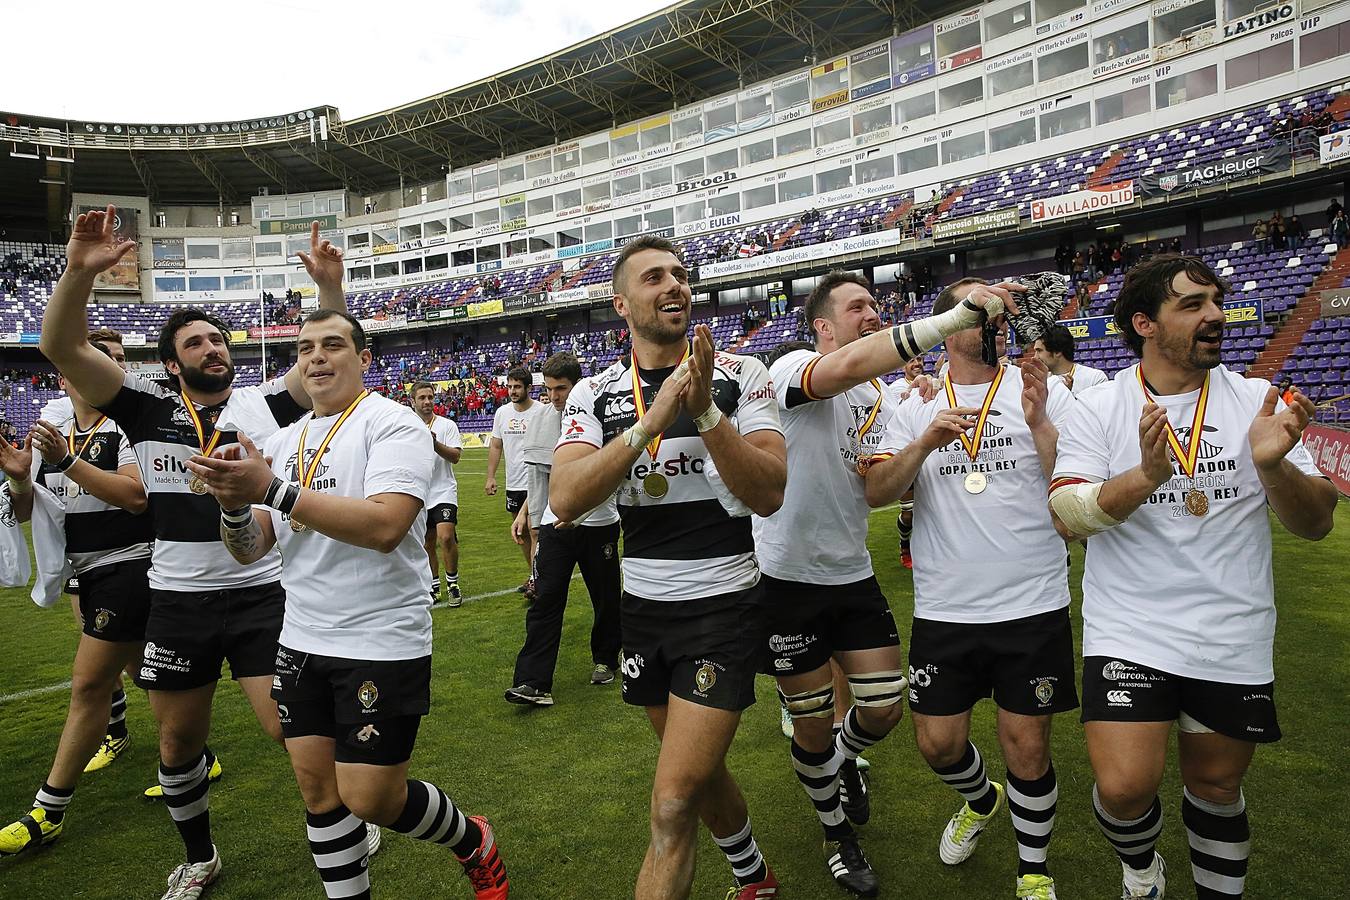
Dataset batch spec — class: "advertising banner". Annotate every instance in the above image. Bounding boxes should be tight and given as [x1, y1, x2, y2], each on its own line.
[1057, 298, 1263, 339]
[467, 298, 504, 318]
[891, 25, 936, 86]
[931, 207, 1020, 240]
[257, 214, 338, 235]
[77, 205, 140, 291]
[1319, 288, 1350, 318]
[1302, 424, 1350, 495]
[1139, 144, 1290, 195]
[1320, 131, 1350, 164]
[1030, 182, 1136, 222]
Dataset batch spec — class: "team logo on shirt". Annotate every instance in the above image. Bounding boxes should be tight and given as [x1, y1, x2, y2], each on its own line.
[358, 680, 379, 710]
[286, 448, 330, 481]
[93, 609, 112, 632]
[694, 662, 719, 695]
[0, 500, 15, 527]
[1172, 425, 1222, 460]
[87, 439, 104, 461]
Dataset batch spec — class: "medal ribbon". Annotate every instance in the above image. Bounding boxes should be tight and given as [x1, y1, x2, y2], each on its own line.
[630, 343, 690, 460]
[855, 380, 885, 444]
[67, 415, 109, 460]
[181, 395, 223, 459]
[942, 366, 1005, 461]
[1135, 367, 1210, 479]
[296, 391, 369, 488]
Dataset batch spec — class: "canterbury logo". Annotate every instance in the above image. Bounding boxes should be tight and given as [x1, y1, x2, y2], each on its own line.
[1106, 690, 1132, 704]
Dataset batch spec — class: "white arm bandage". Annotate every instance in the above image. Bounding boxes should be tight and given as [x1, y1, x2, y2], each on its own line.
[892, 293, 1004, 362]
[1049, 480, 1122, 537]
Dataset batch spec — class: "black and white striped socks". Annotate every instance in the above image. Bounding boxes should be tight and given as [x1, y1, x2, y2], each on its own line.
[389, 780, 481, 859]
[712, 818, 768, 886]
[790, 739, 849, 840]
[835, 708, 884, 761]
[1093, 784, 1163, 870]
[307, 806, 371, 899]
[1007, 764, 1058, 876]
[34, 782, 74, 824]
[1183, 787, 1249, 899]
[107, 686, 128, 740]
[159, 750, 214, 863]
[931, 741, 998, 815]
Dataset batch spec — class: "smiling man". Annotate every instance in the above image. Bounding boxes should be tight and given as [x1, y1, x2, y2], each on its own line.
[38, 208, 363, 899]
[1049, 255, 1336, 900]
[865, 277, 1077, 900]
[549, 234, 787, 900]
[187, 309, 507, 900]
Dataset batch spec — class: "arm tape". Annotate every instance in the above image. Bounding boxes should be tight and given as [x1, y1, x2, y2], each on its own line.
[890, 298, 990, 363]
[1049, 479, 1121, 537]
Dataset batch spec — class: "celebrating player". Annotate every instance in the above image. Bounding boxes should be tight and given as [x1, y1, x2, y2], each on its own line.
[867, 277, 1077, 900]
[1049, 255, 1336, 899]
[187, 309, 508, 900]
[486, 367, 545, 594]
[38, 208, 359, 899]
[1031, 325, 1108, 396]
[550, 235, 787, 899]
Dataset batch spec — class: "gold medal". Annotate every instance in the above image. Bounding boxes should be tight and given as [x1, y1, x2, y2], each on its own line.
[643, 472, 669, 499]
[1184, 488, 1209, 517]
[188, 475, 208, 495]
[944, 368, 1004, 497]
[289, 519, 308, 533]
[855, 457, 872, 477]
[848, 378, 886, 478]
[963, 471, 988, 494]
[181, 394, 223, 495]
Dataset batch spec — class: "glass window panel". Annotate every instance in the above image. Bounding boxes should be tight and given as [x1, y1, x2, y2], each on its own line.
[188, 276, 220, 291]
[989, 60, 1034, 97]
[675, 158, 705, 181]
[613, 174, 641, 198]
[704, 103, 737, 130]
[581, 142, 609, 164]
[942, 131, 985, 163]
[898, 144, 939, 173]
[815, 118, 852, 146]
[986, 2, 1032, 40]
[741, 138, 774, 166]
[155, 277, 185, 292]
[641, 122, 671, 147]
[528, 196, 554, 217]
[1155, 64, 1218, 108]
[473, 169, 497, 193]
[642, 167, 673, 189]
[1093, 22, 1149, 65]
[816, 168, 852, 194]
[743, 184, 777, 209]
[707, 147, 738, 172]
[772, 78, 809, 110]
[611, 132, 639, 156]
[853, 104, 892, 135]
[186, 243, 220, 260]
[526, 156, 552, 179]
[1038, 42, 1088, 81]
[556, 188, 581, 210]
[897, 91, 937, 123]
[223, 275, 253, 291]
[856, 155, 895, 183]
[778, 174, 814, 203]
[1036, 0, 1084, 21]
[1040, 101, 1091, 139]
[991, 119, 1037, 151]
[939, 76, 983, 111]
[777, 128, 811, 156]
[673, 114, 703, 139]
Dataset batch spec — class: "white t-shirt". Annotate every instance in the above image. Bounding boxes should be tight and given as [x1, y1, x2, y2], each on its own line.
[558, 351, 782, 601]
[874, 364, 1075, 623]
[1053, 363, 1323, 683]
[261, 393, 435, 660]
[423, 415, 462, 507]
[1056, 363, 1109, 396]
[492, 401, 546, 491]
[753, 349, 896, 585]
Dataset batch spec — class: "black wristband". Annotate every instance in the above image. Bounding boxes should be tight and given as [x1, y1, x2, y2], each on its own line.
[276, 482, 301, 516]
[53, 454, 77, 472]
[264, 476, 286, 508]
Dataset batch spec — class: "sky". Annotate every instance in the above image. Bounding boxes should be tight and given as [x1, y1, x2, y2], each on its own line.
[2, 0, 675, 123]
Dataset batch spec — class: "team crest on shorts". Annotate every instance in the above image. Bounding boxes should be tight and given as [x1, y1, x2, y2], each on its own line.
[603, 543, 615, 560]
[358, 680, 379, 710]
[93, 609, 112, 632]
[695, 663, 717, 694]
[1034, 678, 1054, 706]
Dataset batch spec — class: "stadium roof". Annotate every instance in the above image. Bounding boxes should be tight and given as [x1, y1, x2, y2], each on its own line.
[0, 0, 968, 221]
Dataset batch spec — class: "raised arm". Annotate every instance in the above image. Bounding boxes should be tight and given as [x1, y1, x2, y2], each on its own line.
[284, 222, 349, 408]
[38, 206, 136, 409]
[1249, 388, 1336, 541]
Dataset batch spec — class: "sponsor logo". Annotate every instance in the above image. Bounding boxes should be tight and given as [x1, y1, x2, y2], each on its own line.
[277, 704, 289, 719]
[628, 452, 707, 482]
[139, 666, 157, 681]
[358, 680, 379, 710]
[908, 664, 935, 688]
[602, 394, 638, 420]
[1243, 692, 1272, 703]
[1101, 660, 1132, 680]
[773, 658, 793, 671]
[1158, 173, 1180, 193]
[273, 675, 283, 690]
[1030, 182, 1135, 222]
[621, 653, 645, 680]
[675, 171, 738, 194]
[768, 633, 815, 654]
[1106, 690, 1132, 706]
[1223, 2, 1295, 39]
[355, 724, 380, 743]
[564, 418, 585, 437]
[743, 385, 776, 404]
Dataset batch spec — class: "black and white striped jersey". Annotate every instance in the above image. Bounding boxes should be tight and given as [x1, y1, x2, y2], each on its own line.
[557, 351, 781, 602]
[32, 415, 152, 575]
[98, 372, 306, 592]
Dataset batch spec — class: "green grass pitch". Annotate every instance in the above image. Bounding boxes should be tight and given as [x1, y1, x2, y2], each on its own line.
[1, 448, 1346, 898]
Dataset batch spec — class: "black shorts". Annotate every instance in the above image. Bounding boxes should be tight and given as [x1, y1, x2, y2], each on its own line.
[133, 582, 285, 691]
[620, 585, 765, 712]
[760, 574, 900, 676]
[78, 557, 152, 643]
[272, 645, 430, 765]
[427, 503, 458, 531]
[505, 490, 527, 515]
[908, 608, 1079, 717]
[1081, 656, 1282, 743]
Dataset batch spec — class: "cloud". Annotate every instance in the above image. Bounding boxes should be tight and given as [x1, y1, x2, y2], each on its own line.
[4, 0, 672, 123]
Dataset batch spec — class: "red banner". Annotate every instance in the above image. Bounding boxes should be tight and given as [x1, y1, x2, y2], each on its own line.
[246, 324, 301, 339]
[1303, 424, 1350, 495]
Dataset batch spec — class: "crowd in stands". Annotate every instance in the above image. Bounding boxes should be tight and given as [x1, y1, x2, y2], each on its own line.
[1, 248, 61, 293]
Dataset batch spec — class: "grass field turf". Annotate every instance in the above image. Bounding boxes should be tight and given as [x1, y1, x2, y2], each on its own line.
[0, 447, 1346, 899]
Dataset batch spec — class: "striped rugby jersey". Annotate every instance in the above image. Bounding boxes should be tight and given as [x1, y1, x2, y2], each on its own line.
[32, 415, 152, 575]
[557, 350, 781, 601]
[98, 372, 306, 592]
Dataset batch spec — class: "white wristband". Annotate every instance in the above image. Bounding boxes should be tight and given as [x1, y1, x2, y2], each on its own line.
[694, 404, 723, 432]
[624, 423, 653, 450]
[5, 475, 32, 495]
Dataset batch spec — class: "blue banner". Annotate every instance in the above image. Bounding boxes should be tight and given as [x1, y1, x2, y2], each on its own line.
[891, 26, 936, 86]
[1055, 298, 1264, 341]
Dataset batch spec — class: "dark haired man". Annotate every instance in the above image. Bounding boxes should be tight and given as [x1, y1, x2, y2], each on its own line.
[187, 309, 508, 900]
[410, 381, 463, 605]
[39, 209, 359, 899]
[486, 366, 544, 593]
[866, 277, 1076, 900]
[1031, 325, 1108, 397]
[551, 234, 786, 899]
[0, 336, 155, 855]
[1050, 255, 1335, 900]
[755, 270, 1020, 896]
[506, 352, 621, 706]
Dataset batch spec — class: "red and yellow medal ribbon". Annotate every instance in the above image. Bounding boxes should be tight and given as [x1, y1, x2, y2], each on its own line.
[296, 390, 369, 488]
[855, 379, 885, 444]
[630, 343, 690, 460]
[1136, 367, 1210, 479]
[942, 366, 1005, 461]
[67, 415, 108, 460]
[181, 395, 223, 458]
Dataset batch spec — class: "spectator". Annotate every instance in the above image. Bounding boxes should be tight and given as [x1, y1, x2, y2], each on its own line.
[1252, 217, 1269, 252]
[1327, 198, 1344, 228]
[1170, 236, 1183, 254]
[1331, 209, 1349, 249]
[1288, 214, 1307, 247]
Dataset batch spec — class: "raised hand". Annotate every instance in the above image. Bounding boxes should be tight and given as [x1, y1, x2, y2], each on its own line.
[1019, 356, 1051, 429]
[965, 281, 1025, 317]
[30, 421, 71, 466]
[0, 434, 34, 481]
[186, 432, 275, 510]
[1137, 402, 1174, 486]
[66, 204, 136, 276]
[1249, 386, 1315, 472]
[295, 220, 344, 294]
[919, 407, 980, 454]
[680, 323, 716, 418]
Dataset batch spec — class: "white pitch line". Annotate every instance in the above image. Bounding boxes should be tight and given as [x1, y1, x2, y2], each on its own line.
[0, 680, 72, 704]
